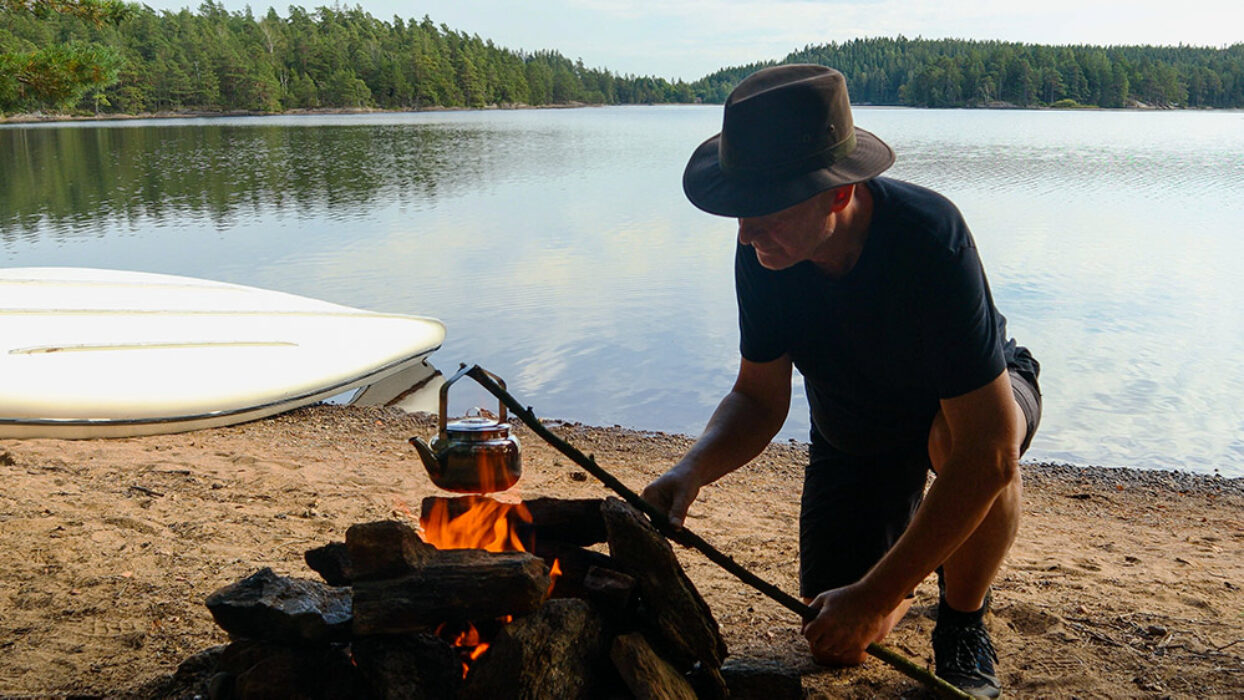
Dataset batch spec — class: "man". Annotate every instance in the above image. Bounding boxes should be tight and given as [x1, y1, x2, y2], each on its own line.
[641, 64, 1041, 699]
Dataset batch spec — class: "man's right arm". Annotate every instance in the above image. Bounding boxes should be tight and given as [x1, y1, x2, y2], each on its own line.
[641, 354, 793, 527]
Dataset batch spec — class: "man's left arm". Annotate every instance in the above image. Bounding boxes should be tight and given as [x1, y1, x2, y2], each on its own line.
[802, 368, 1022, 664]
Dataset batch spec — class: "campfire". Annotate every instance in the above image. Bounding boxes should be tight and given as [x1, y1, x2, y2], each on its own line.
[182, 494, 795, 699]
[168, 371, 807, 698]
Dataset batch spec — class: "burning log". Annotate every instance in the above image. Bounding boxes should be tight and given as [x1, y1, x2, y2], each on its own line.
[601, 497, 727, 670]
[352, 549, 551, 636]
[461, 599, 605, 700]
[609, 632, 698, 700]
[204, 568, 352, 644]
[529, 539, 625, 601]
[521, 496, 609, 545]
[419, 495, 608, 548]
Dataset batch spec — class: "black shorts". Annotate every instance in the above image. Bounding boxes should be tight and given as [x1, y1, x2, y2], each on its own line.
[799, 368, 1042, 598]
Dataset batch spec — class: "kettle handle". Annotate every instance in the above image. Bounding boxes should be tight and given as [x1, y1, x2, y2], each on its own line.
[437, 364, 509, 440]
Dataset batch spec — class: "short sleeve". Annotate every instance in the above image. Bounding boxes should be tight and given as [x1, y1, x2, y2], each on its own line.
[735, 244, 789, 363]
[918, 245, 1006, 399]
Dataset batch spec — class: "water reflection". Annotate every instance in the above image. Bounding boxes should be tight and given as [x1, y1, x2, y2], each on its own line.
[0, 119, 527, 236]
[2, 108, 1243, 475]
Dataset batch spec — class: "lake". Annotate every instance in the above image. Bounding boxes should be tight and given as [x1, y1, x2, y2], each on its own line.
[2, 106, 1243, 476]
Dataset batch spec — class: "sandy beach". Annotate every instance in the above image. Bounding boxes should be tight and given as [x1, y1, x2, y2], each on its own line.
[1, 404, 1240, 698]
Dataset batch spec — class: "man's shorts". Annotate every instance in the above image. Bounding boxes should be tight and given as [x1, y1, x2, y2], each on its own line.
[799, 368, 1042, 598]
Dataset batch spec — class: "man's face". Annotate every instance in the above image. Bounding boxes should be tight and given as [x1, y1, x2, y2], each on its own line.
[736, 191, 837, 271]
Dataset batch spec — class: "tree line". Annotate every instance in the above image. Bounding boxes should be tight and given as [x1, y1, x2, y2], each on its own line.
[0, 0, 693, 115]
[3, 3, 1243, 116]
[699, 37, 1244, 109]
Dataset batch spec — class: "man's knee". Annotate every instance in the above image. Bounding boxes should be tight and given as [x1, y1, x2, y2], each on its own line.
[926, 392, 1029, 476]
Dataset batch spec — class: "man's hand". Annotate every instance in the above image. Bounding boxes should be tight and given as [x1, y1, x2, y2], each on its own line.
[641, 466, 701, 529]
[802, 583, 891, 666]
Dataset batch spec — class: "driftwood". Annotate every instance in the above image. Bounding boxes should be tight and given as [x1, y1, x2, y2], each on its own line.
[609, 633, 697, 700]
[204, 568, 352, 644]
[419, 495, 607, 548]
[461, 599, 605, 700]
[601, 497, 727, 670]
[352, 549, 550, 635]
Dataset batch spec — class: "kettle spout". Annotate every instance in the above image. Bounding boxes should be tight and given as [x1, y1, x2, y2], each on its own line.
[409, 436, 443, 478]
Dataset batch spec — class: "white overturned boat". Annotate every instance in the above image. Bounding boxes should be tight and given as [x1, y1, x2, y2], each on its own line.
[0, 268, 445, 438]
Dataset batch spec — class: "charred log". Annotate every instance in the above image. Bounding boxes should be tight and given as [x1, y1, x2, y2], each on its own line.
[601, 498, 727, 670]
[688, 662, 730, 700]
[419, 496, 607, 548]
[522, 496, 608, 545]
[351, 633, 462, 700]
[215, 639, 366, 700]
[205, 568, 352, 644]
[352, 550, 550, 635]
[461, 599, 605, 700]
[304, 542, 353, 586]
[719, 657, 804, 700]
[530, 539, 625, 600]
[609, 632, 698, 700]
[582, 565, 637, 616]
[345, 520, 436, 581]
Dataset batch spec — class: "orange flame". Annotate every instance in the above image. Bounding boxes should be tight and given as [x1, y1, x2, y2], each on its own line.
[421, 496, 564, 680]
[437, 621, 489, 678]
[420, 495, 533, 552]
[547, 558, 562, 597]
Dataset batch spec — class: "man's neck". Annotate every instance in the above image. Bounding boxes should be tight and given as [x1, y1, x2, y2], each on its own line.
[811, 182, 873, 278]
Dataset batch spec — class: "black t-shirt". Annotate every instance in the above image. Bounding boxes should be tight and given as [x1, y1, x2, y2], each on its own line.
[736, 177, 1037, 455]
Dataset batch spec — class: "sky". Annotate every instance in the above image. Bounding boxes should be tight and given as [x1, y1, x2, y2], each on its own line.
[139, 0, 1243, 81]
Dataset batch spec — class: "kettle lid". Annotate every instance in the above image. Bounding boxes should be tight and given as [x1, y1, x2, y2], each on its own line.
[445, 415, 510, 441]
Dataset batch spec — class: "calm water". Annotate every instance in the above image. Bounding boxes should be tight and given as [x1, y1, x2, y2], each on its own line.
[3, 107, 1243, 476]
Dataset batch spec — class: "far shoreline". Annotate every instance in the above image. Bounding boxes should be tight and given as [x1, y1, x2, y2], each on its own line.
[3, 100, 1237, 126]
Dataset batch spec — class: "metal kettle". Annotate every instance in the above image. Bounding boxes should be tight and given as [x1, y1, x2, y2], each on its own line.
[410, 366, 521, 493]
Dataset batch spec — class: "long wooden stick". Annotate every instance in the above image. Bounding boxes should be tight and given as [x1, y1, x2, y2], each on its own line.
[462, 365, 971, 699]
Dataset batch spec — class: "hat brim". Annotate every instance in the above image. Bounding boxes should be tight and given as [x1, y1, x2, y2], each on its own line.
[682, 127, 895, 218]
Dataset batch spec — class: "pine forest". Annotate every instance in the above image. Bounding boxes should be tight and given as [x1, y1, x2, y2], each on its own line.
[2, 0, 1242, 116]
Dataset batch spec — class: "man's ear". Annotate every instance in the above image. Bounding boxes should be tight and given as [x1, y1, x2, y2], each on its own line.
[829, 184, 855, 213]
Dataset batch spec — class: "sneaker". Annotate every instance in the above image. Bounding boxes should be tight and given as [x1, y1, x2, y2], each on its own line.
[932, 612, 1002, 699]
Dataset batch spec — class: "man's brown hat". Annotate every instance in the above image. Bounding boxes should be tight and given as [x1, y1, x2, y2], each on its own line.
[683, 64, 895, 218]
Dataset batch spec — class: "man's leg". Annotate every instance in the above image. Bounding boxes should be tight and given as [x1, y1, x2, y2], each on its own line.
[926, 369, 1041, 698]
[927, 407, 1023, 611]
[927, 368, 1039, 611]
[800, 433, 930, 648]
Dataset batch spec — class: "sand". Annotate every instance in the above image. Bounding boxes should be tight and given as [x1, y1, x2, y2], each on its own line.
[1, 405, 1240, 698]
